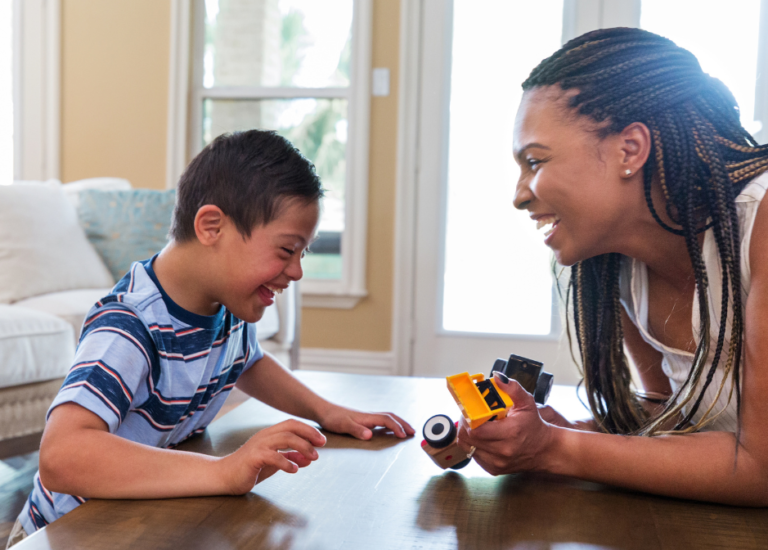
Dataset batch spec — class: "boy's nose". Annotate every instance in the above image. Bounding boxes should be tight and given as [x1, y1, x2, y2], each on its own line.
[286, 256, 303, 281]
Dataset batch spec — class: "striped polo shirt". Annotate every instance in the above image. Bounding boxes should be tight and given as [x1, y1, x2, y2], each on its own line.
[19, 256, 263, 534]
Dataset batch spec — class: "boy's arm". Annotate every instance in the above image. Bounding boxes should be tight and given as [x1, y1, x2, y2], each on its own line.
[39, 402, 325, 499]
[235, 353, 415, 439]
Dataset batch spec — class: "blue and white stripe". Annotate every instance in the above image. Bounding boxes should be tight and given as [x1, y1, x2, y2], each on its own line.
[19, 256, 263, 534]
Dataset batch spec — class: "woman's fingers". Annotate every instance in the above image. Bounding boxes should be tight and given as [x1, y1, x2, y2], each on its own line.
[472, 448, 506, 476]
[493, 373, 537, 411]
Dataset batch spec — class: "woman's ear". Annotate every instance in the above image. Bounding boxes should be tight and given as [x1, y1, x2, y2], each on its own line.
[194, 205, 226, 246]
[618, 122, 652, 179]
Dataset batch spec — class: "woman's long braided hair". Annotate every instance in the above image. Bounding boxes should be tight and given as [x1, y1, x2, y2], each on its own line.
[523, 27, 768, 435]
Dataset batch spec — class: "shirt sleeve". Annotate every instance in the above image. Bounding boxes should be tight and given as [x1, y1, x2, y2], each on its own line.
[48, 304, 153, 433]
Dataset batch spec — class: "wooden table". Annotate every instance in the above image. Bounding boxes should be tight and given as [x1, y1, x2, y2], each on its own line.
[16, 372, 768, 549]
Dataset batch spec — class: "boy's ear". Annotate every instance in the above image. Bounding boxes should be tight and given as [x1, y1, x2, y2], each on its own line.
[194, 205, 226, 246]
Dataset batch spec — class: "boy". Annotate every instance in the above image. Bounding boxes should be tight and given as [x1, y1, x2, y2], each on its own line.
[10, 130, 414, 544]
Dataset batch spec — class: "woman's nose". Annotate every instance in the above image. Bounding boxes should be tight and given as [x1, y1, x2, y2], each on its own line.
[513, 179, 533, 210]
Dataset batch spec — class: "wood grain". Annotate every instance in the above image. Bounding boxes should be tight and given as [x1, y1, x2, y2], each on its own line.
[15, 372, 768, 549]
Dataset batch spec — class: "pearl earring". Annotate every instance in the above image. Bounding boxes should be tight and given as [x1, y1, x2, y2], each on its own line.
[624, 169, 632, 176]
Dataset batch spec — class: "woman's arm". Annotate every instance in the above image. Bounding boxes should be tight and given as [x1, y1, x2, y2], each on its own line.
[457, 196, 768, 506]
[459, 373, 768, 505]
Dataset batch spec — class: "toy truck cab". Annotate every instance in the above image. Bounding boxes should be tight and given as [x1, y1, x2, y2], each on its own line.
[446, 372, 513, 430]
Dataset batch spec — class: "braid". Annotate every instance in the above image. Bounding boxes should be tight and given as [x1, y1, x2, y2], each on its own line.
[531, 28, 766, 435]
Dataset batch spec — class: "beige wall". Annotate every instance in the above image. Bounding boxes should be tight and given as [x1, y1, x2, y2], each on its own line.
[61, 0, 171, 189]
[60, 0, 401, 352]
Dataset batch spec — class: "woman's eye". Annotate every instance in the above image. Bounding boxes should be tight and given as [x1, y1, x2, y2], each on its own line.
[281, 247, 294, 256]
[526, 158, 543, 169]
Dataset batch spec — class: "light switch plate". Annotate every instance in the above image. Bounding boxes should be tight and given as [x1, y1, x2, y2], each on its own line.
[372, 67, 390, 97]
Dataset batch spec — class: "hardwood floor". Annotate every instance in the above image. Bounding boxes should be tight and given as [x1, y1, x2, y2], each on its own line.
[0, 388, 251, 548]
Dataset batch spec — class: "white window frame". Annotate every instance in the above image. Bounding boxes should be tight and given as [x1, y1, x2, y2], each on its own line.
[12, 0, 60, 181]
[167, 0, 372, 309]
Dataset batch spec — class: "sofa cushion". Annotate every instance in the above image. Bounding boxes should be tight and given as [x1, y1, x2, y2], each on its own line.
[0, 184, 115, 304]
[77, 189, 177, 280]
[61, 177, 132, 209]
[0, 305, 75, 389]
[14, 288, 114, 343]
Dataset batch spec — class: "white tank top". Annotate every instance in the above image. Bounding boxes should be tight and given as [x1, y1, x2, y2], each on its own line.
[619, 172, 768, 432]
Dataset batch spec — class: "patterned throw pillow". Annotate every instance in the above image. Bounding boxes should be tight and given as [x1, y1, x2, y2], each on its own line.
[77, 189, 176, 281]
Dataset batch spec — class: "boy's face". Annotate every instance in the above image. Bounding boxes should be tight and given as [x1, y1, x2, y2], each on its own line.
[216, 198, 319, 323]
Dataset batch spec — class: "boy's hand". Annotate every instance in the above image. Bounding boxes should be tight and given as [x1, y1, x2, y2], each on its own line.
[316, 405, 416, 440]
[218, 419, 327, 494]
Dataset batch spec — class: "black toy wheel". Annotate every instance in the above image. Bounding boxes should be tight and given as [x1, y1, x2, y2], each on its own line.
[533, 372, 554, 405]
[423, 414, 456, 448]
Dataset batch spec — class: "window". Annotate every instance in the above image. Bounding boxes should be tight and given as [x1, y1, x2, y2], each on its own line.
[173, 0, 373, 308]
[0, 0, 58, 184]
[441, 0, 564, 335]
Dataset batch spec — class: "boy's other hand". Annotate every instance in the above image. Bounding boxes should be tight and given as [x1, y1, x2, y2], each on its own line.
[317, 405, 416, 440]
[219, 419, 326, 494]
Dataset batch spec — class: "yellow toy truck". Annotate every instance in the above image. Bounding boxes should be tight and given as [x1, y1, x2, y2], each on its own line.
[421, 354, 554, 470]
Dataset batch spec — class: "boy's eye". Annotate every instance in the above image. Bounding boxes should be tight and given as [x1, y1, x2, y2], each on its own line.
[281, 247, 295, 256]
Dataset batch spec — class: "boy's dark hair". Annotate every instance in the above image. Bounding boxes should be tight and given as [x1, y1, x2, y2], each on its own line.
[170, 130, 324, 242]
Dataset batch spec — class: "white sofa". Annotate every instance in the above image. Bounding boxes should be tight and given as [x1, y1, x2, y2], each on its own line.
[0, 179, 297, 448]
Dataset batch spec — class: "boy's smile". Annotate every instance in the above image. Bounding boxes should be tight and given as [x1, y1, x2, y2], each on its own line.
[219, 198, 320, 323]
[153, 198, 320, 324]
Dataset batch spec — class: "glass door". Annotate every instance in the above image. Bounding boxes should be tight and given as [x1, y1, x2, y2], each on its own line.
[411, 0, 580, 383]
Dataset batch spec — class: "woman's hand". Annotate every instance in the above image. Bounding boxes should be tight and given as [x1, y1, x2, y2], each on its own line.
[316, 404, 416, 440]
[456, 372, 559, 475]
[539, 404, 598, 431]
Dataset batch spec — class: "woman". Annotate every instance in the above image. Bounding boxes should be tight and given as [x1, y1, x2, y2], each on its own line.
[457, 27, 768, 505]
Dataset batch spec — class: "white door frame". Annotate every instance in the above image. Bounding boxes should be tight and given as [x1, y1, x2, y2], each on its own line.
[392, 0, 423, 376]
[13, 0, 60, 181]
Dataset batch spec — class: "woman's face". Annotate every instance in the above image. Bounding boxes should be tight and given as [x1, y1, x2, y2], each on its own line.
[513, 87, 638, 266]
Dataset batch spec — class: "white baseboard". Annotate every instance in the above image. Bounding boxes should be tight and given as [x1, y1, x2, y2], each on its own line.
[297, 348, 395, 376]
